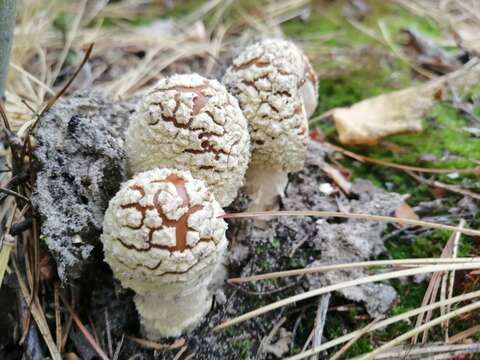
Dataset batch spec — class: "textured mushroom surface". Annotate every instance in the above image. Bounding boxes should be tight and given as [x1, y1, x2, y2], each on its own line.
[102, 168, 227, 338]
[126, 73, 250, 207]
[102, 167, 227, 293]
[223, 38, 318, 172]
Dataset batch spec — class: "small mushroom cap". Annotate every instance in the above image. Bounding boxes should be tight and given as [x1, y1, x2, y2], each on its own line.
[101, 168, 227, 295]
[126, 73, 250, 207]
[223, 38, 318, 172]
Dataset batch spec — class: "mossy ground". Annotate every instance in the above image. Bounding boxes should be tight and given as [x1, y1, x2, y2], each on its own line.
[283, 0, 480, 357]
[156, 0, 480, 357]
[50, 0, 480, 358]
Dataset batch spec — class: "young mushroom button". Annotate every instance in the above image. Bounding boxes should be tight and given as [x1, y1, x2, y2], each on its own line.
[126, 73, 250, 207]
[101, 168, 227, 339]
[223, 38, 319, 212]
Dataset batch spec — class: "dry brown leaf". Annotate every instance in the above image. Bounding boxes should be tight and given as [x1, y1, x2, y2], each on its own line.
[395, 202, 419, 227]
[328, 60, 480, 145]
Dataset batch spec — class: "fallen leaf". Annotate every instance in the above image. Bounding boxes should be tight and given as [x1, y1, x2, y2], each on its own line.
[327, 61, 480, 145]
[395, 202, 419, 227]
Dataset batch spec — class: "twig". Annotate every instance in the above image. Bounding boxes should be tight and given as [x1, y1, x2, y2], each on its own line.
[221, 210, 480, 237]
[356, 302, 480, 360]
[105, 309, 113, 358]
[325, 142, 479, 175]
[41, 43, 95, 115]
[112, 334, 125, 360]
[256, 316, 286, 358]
[126, 336, 185, 351]
[309, 294, 330, 360]
[228, 257, 480, 284]
[54, 283, 62, 352]
[445, 219, 464, 341]
[173, 346, 188, 360]
[214, 263, 480, 331]
[58, 291, 110, 360]
[352, 343, 480, 360]
[413, 234, 455, 344]
[330, 318, 379, 360]
[0, 186, 30, 203]
[0, 234, 15, 287]
[12, 259, 62, 360]
[449, 325, 480, 343]
[406, 170, 480, 200]
[285, 290, 480, 360]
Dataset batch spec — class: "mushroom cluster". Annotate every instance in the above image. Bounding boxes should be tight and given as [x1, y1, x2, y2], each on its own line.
[102, 168, 227, 338]
[126, 73, 250, 207]
[101, 37, 318, 340]
[223, 38, 318, 211]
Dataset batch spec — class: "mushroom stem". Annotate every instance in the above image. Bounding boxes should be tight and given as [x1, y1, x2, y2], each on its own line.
[245, 166, 288, 213]
[135, 270, 214, 339]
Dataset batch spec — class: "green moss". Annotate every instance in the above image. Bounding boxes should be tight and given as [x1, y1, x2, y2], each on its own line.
[53, 12, 76, 32]
[231, 338, 253, 359]
[386, 230, 451, 260]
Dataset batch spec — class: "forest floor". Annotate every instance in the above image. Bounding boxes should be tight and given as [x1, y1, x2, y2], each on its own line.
[1, 0, 480, 359]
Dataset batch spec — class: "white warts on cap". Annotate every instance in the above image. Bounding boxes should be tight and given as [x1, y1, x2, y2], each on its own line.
[126, 73, 250, 207]
[101, 168, 227, 339]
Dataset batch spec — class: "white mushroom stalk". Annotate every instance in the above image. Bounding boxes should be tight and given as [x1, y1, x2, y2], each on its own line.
[102, 168, 227, 339]
[126, 73, 250, 207]
[223, 38, 318, 212]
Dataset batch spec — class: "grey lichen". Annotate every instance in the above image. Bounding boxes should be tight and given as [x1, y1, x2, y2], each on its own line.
[33, 94, 134, 281]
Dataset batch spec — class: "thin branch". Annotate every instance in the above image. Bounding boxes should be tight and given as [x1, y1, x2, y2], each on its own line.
[356, 301, 480, 360]
[58, 291, 110, 360]
[228, 257, 480, 284]
[214, 263, 480, 331]
[325, 142, 480, 175]
[221, 210, 480, 237]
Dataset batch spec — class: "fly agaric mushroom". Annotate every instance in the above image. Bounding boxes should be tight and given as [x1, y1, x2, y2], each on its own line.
[125, 73, 250, 207]
[101, 168, 227, 339]
[222, 38, 318, 211]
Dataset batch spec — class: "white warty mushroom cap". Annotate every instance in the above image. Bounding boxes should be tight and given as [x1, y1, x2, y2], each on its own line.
[223, 38, 318, 172]
[126, 73, 250, 207]
[101, 168, 227, 295]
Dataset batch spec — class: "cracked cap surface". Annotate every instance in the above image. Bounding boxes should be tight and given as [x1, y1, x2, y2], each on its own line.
[102, 168, 227, 292]
[223, 38, 318, 172]
[126, 73, 250, 207]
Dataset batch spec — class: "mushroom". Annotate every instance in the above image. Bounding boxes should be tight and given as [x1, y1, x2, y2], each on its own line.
[222, 38, 318, 211]
[126, 73, 250, 207]
[101, 168, 227, 339]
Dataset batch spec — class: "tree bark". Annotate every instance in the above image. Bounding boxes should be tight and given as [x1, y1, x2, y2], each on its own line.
[0, 0, 16, 100]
